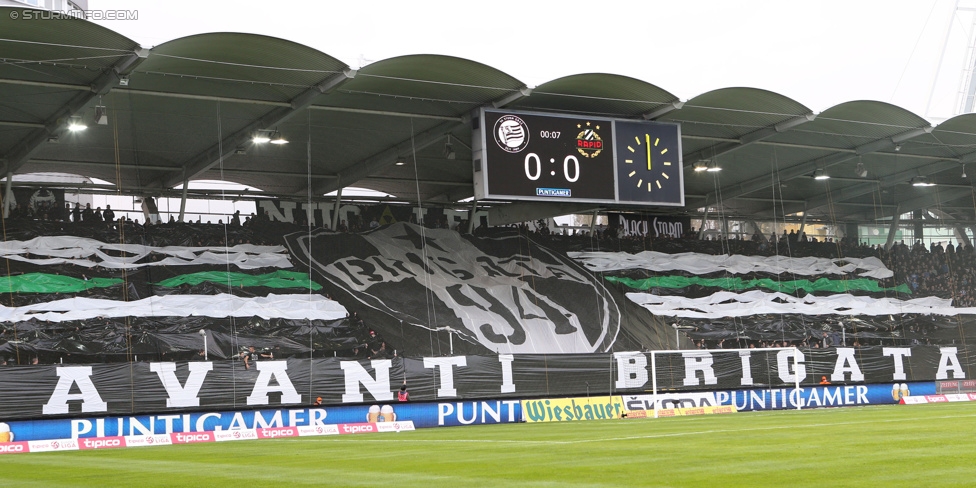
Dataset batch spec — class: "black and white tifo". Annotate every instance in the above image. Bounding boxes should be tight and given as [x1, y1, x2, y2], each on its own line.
[286, 223, 621, 354]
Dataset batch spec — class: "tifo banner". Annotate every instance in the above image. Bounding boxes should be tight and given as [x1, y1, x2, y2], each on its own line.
[286, 223, 622, 354]
[0, 293, 345, 322]
[568, 250, 894, 278]
[624, 291, 975, 318]
[0, 237, 292, 269]
[608, 213, 690, 239]
[606, 276, 911, 295]
[0, 347, 967, 420]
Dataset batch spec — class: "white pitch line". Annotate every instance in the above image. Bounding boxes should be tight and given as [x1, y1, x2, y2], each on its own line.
[306, 410, 976, 446]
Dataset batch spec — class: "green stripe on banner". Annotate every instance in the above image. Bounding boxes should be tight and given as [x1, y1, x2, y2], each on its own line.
[155, 270, 323, 291]
[0, 273, 121, 293]
[606, 275, 912, 295]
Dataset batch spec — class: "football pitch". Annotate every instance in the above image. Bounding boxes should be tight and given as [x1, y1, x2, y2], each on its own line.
[5, 402, 974, 487]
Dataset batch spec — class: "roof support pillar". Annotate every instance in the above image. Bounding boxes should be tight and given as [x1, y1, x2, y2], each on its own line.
[698, 206, 710, 240]
[331, 185, 343, 231]
[955, 226, 972, 249]
[747, 220, 766, 242]
[913, 210, 924, 244]
[178, 175, 189, 222]
[3, 172, 12, 218]
[797, 207, 808, 242]
[466, 199, 478, 234]
[884, 205, 902, 251]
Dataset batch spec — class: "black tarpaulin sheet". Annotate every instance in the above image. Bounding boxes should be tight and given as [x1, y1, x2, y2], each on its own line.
[0, 346, 973, 420]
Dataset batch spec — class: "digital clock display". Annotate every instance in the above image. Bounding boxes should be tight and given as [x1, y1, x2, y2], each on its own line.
[474, 108, 683, 206]
[478, 110, 617, 201]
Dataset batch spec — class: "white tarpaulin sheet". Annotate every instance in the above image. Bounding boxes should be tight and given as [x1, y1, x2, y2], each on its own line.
[0, 293, 347, 322]
[625, 290, 967, 318]
[568, 251, 893, 279]
[0, 236, 291, 269]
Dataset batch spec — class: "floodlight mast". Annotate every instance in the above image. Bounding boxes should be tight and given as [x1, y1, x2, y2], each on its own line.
[650, 346, 803, 419]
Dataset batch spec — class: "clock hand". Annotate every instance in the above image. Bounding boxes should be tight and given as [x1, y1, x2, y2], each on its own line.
[646, 133, 652, 170]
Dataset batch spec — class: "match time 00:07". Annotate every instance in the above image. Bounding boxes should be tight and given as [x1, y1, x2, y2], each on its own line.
[524, 130, 581, 183]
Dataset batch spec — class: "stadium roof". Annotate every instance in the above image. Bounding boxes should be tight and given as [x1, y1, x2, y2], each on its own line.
[2, 9, 976, 226]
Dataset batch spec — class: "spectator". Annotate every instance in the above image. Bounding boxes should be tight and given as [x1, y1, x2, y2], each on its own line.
[240, 346, 270, 370]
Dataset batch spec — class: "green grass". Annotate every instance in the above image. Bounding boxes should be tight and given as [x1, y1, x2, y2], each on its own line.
[4, 403, 975, 487]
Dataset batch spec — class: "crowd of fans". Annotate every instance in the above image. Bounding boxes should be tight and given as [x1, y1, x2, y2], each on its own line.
[4, 199, 976, 359]
[485, 219, 973, 350]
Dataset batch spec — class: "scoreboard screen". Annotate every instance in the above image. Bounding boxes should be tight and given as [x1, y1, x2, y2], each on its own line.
[473, 108, 683, 206]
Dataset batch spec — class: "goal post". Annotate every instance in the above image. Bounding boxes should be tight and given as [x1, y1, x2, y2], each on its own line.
[649, 346, 803, 418]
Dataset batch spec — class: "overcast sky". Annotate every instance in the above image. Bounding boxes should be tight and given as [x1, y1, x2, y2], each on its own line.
[89, 0, 968, 121]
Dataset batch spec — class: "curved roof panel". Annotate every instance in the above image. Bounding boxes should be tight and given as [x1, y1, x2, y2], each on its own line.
[514, 73, 678, 117]
[669, 87, 811, 128]
[767, 100, 931, 152]
[344, 54, 524, 106]
[0, 7, 139, 85]
[131, 33, 348, 102]
[811, 100, 930, 138]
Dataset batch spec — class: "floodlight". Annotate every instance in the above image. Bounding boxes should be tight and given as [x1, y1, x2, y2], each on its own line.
[911, 176, 935, 187]
[269, 131, 288, 145]
[67, 116, 87, 132]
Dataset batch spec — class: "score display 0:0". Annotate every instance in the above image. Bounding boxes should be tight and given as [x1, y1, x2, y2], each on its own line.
[524, 153, 580, 182]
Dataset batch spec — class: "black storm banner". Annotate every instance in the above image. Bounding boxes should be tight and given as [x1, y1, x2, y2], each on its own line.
[0, 346, 973, 420]
[608, 213, 691, 239]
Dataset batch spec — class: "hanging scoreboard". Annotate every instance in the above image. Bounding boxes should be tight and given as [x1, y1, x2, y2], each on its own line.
[473, 108, 684, 206]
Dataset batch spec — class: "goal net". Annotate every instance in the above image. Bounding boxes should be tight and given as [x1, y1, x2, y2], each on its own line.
[645, 347, 803, 418]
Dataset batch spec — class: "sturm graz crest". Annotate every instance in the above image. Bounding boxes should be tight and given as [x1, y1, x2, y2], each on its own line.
[286, 223, 620, 354]
[493, 114, 530, 154]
